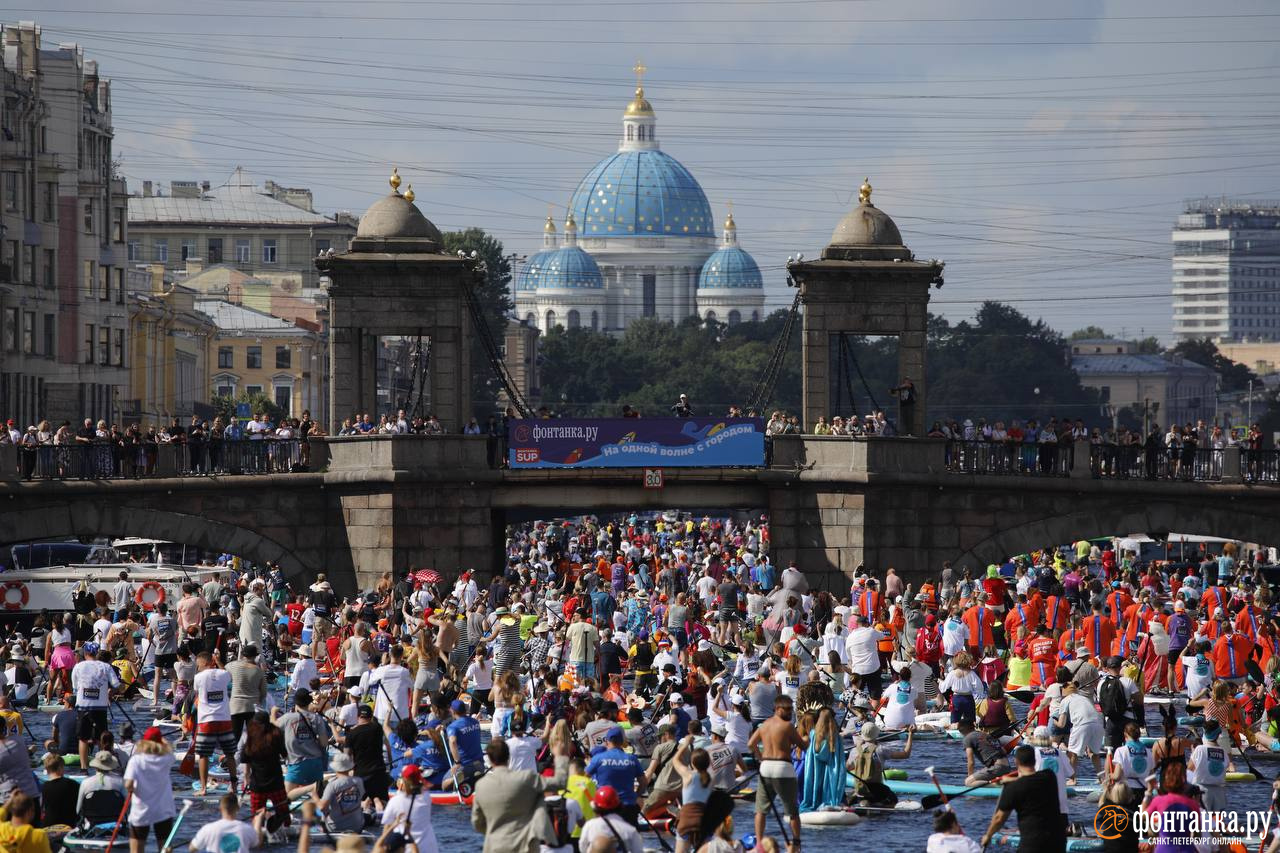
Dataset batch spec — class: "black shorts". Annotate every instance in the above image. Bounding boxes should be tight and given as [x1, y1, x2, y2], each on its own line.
[77, 708, 109, 743]
[344, 676, 362, 689]
[719, 607, 740, 622]
[156, 653, 177, 669]
[361, 769, 393, 800]
[128, 819, 172, 842]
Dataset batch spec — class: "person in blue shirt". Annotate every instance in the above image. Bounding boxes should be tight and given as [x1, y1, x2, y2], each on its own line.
[585, 726, 644, 823]
[445, 698, 484, 789]
[755, 561, 777, 593]
[591, 588, 616, 626]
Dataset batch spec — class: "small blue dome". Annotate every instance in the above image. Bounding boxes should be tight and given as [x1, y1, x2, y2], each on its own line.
[515, 250, 550, 291]
[534, 246, 604, 289]
[699, 246, 764, 289]
[569, 150, 714, 239]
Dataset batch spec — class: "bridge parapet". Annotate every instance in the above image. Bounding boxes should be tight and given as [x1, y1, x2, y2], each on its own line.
[322, 434, 493, 476]
[769, 435, 946, 475]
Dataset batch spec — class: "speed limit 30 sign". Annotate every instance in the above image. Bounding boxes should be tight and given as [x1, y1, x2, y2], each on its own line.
[643, 468, 664, 489]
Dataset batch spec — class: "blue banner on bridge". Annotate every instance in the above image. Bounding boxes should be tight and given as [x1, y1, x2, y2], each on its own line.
[506, 417, 765, 468]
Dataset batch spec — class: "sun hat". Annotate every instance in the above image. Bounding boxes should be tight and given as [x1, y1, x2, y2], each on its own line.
[297, 645, 313, 657]
[89, 751, 121, 773]
[331, 753, 354, 772]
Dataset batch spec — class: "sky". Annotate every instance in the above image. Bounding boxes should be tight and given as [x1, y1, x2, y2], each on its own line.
[18, 0, 1280, 340]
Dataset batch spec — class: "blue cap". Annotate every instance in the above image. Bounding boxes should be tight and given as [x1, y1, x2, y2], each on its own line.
[606, 725, 625, 742]
[450, 699, 466, 713]
[84, 642, 100, 656]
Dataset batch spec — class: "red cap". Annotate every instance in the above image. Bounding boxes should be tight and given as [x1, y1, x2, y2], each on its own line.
[925, 614, 937, 626]
[591, 785, 621, 811]
[142, 726, 166, 743]
[401, 764, 423, 781]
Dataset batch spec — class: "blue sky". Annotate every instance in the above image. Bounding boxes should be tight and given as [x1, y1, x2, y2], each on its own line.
[20, 0, 1280, 339]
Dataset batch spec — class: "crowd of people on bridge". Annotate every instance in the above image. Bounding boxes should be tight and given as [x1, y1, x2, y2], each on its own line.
[1, 518, 1279, 853]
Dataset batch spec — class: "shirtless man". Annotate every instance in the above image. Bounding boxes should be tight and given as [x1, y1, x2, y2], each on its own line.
[747, 694, 808, 853]
[428, 606, 459, 672]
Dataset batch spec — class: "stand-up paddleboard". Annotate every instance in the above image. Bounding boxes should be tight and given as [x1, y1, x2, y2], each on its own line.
[799, 807, 863, 826]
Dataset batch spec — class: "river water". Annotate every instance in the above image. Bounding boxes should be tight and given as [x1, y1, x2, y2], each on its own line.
[21, 696, 1273, 852]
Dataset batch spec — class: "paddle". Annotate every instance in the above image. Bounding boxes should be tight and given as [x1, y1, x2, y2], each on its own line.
[159, 799, 193, 853]
[178, 730, 198, 777]
[920, 772, 1016, 811]
[845, 768, 897, 805]
[103, 792, 131, 853]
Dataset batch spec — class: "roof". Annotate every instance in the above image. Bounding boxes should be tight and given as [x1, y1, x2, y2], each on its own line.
[196, 299, 308, 334]
[129, 171, 341, 226]
[1071, 354, 1215, 375]
[699, 246, 764, 289]
[533, 246, 605, 290]
[568, 149, 714, 239]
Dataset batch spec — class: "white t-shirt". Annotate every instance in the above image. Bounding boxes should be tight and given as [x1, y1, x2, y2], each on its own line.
[881, 678, 918, 729]
[1112, 742, 1154, 790]
[942, 620, 969, 655]
[124, 751, 176, 826]
[1033, 745, 1070, 815]
[93, 618, 113, 643]
[844, 628, 883, 676]
[1057, 692, 1102, 728]
[194, 668, 232, 723]
[189, 818, 258, 853]
[72, 659, 120, 708]
[1189, 743, 1227, 788]
[506, 734, 543, 772]
[1182, 654, 1213, 700]
[466, 661, 494, 691]
[578, 814, 643, 853]
[927, 832, 984, 853]
[370, 664, 412, 723]
[381, 790, 439, 853]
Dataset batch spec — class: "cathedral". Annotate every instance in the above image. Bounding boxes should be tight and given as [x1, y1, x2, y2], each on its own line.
[514, 67, 766, 333]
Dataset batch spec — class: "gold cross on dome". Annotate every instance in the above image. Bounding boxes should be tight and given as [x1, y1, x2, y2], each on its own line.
[633, 61, 647, 87]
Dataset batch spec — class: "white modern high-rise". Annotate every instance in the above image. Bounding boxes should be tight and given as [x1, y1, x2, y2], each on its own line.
[1172, 199, 1280, 342]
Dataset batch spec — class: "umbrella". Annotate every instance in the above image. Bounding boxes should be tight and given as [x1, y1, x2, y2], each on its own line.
[413, 568, 442, 584]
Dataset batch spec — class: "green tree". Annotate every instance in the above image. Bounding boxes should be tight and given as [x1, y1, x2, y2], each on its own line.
[441, 228, 513, 414]
[1169, 337, 1255, 392]
[1068, 325, 1109, 340]
[1133, 336, 1162, 354]
[210, 391, 284, 425]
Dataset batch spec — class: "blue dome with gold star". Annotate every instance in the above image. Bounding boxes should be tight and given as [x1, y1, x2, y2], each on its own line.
[699, 246, 763, 289]
[569, 150, 714, 239]
[534, 245, 604, 289]
[515, 250, 550, 291]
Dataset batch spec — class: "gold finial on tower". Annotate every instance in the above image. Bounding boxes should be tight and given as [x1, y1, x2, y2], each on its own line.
[725, 200, 735, 229]
[565, 210, 577, 231]
[625, 60, 654, 116]
[403, 184, 415, 203]
[390, 167, 401, 193]
[859, 177, 872, 205]
[633, 60, 647, 90]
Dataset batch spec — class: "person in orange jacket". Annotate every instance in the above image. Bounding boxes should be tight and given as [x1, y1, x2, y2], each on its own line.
[855, 581, 883, 623]
[1120, 593, 1161, 656]
[1081, 603, 1116, 662]
[1057, 617, 1083, 662]
[1213, 622, 1254, 682]
[1203, 583, 1230, 619]
[1042, 593, 1069, 640]
[1027, 625, 1058, 689]
[962, 594, 998, 657]
[1003, 595, 1042, 647]
[1106, 582, 1133, 625]
[1234, 595, 1266, 642]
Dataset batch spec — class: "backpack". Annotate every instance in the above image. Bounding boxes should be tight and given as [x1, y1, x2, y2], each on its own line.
[1098, 674, 1128, 719]
[544, 795, 574, 847]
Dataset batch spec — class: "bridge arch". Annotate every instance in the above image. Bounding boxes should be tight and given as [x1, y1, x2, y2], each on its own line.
[0, 497, 314, 581]
[953, 498, 1278, 569]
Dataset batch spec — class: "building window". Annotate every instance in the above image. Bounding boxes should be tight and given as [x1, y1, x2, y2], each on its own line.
[591, 311, 599, 331]
[83, 261, 95, 296]
[567, 309, 581, 329]
[155, 240, 168, 262]
[235, 239, 250, 263]
[22, 312, 34, 354]
[43, 250, 54, 288]
[3, 308, 17, 351]
[315, 239, 330, 255]
[115, 268, 124, 303]
[98, 327, 109, 365]
[3, 173, 17, 212]
[5, 241, 18, 281]
[275, 345, 291, 369]
[626, 126, 633, 141]
[43, 183, 56, 222]
[247, 346, 262, 368]
[83, 323, 94, 363]
[100, 265, 110, 301]
[42, 314, 54, 357]
[128, 240, 141, 262]
[728, 310, 741, 325]
[545, 310, 556, 329]
[218, 346, 234, 369]
[112, 329, 124, 366]
[245, 385, 263, 397]
[83, 198, 94, 234]
[642, 274, 656, 317]
[113, 208, 125, 243]
[262, 239, 277, 264]
[274, 385, 292, 415]
[216, 383, 235, 398]
[208, 238, 223, 264]
[181, 239, 196, 261]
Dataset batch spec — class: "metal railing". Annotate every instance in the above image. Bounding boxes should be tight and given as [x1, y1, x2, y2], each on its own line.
[1245, 449, 1280, 483]
[16, 439, 305, 480]
[1089, 445, 1225, 482]
[945, 439, 1072, 476]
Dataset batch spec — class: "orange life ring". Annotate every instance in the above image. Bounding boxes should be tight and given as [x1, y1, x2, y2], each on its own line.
[1, 581, 28, 610]
[134, 581, 166, 610]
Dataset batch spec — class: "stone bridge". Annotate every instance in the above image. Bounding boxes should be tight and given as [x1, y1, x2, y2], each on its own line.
[2, 436, 1277, 594]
